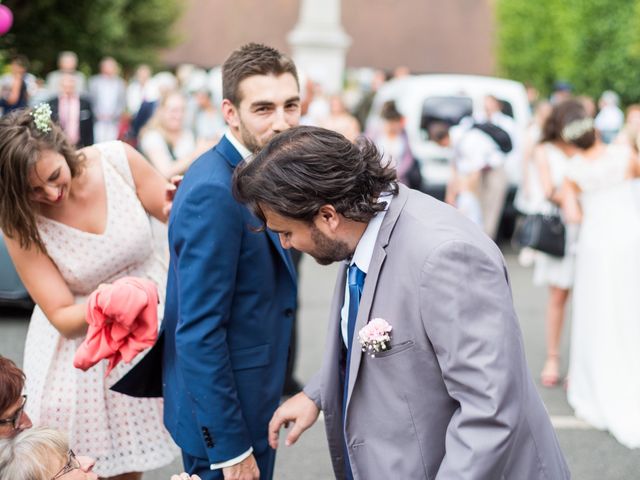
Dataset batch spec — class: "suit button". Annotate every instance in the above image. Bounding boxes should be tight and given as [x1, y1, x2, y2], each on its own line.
[284, 308, 294, 317]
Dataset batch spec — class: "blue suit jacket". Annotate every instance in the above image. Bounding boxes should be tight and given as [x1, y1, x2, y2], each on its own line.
[160, 136, 297, 463]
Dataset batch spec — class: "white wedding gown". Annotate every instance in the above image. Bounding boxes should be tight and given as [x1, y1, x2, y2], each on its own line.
[566, 144, 640, 448]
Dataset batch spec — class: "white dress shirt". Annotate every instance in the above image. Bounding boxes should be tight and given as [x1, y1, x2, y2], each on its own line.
[225, 130, 252, 159]
[340, 196, 392, 346]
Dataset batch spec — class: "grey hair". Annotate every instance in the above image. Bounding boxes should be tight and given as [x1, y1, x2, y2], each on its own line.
[0, 427, 68, 480]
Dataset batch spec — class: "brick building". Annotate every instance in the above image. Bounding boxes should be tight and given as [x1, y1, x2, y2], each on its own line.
[162, 0, 495, 75]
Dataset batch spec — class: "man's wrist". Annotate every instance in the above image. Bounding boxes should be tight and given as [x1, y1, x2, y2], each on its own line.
[209, 447, 253, 470]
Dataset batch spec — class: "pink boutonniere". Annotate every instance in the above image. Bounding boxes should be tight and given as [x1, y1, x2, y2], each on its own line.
[358, 318, 392, 357]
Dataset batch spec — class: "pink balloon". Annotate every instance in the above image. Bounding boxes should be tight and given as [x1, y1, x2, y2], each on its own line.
[0, 5, 13, 36]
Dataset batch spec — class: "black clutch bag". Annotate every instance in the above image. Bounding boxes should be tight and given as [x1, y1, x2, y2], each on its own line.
[516, 213, 566, 257]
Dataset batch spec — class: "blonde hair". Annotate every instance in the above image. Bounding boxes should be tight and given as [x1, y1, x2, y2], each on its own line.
[0, 427, 68, 480]
[140, 89, 186, 140]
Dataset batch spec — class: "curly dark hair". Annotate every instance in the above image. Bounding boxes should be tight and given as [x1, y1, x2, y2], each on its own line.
[233, 126, 399, 226]
[0, 108, 85, 252]
[223, 43, 298, 106]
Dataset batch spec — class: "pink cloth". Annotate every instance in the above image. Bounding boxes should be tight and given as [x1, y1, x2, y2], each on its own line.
[73, 276, 159, 376]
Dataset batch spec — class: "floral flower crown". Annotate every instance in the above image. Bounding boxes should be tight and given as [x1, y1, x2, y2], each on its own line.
[31, 103, 52, 133]
[561, 117, 594, 142]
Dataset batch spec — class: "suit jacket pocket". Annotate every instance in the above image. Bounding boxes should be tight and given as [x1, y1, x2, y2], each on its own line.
[372, 340, 415, 358]
[230, 344, 271, 370]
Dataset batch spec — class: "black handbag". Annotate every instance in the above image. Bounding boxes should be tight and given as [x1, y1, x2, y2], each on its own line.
[516, 213, 566, 257]
[406, 158, 423, 191]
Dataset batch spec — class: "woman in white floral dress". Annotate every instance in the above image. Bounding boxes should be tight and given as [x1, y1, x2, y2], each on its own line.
[0, 107, 178, 479]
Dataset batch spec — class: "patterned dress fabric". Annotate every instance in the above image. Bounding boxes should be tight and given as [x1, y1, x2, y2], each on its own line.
[22, 141, 177, 476]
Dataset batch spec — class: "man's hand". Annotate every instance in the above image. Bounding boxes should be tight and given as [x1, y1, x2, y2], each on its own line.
[222, 453, 259, 480]
[162, 175, 183, 217]
[268, 392, 320, 449]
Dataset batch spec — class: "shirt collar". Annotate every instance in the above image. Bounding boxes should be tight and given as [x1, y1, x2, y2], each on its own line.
[224, 130, 253, 160]
[349, 195, 392, 274]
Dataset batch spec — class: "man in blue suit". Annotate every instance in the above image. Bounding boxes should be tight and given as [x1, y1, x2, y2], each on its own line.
[161, 43, 300, 479]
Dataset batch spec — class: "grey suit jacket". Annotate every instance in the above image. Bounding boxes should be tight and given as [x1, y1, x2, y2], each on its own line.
[304, 185, 570, 480]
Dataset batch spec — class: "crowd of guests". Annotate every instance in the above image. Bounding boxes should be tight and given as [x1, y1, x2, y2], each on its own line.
[0, 52, 422, 191]
[0, 44, 422, 480]
[0, 44, 637, 480]
[516, 87, 640, 449]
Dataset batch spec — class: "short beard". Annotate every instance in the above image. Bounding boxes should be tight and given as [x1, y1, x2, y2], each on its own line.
[238, 118, 263, 154]
[310, 223, 352, 265]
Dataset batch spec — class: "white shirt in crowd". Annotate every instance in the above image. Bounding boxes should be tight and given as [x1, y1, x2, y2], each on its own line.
[340, 196, 391, 346]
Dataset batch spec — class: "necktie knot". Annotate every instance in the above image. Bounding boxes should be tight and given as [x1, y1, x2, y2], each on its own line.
[348, 264, 365, 291]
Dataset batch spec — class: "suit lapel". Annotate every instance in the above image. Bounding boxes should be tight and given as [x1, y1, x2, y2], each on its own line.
[324, 263, 347, 408]
[217, 135, 243, 168]
[345, 185, 410, 408]
[266, 230, 298, 283]
[217, 135, 298, 283]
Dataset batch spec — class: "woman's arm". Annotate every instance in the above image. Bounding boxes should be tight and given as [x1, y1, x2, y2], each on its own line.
[561, 178, 582, 225]
[445, 164, 459, 206]
[535, 144, 563, 205]
[519, 130, 538, 201]
[5, 237, 87, 339]
[123, 142, 172, 223]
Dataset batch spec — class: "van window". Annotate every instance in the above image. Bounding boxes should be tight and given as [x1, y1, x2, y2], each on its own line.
[498, 99, 514, 118]
[420, 96, 473, 134]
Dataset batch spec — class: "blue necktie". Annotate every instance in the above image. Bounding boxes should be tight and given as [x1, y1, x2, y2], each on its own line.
[346, 265, 366, 353]
[343, 264, 365, 480]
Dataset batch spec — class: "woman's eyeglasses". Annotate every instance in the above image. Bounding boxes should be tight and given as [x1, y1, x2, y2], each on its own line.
[0, 394, 27, 431]
[52, 450, 81, 479]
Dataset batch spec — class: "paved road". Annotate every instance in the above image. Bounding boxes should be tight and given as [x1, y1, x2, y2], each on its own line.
[1, 250, 639, 479]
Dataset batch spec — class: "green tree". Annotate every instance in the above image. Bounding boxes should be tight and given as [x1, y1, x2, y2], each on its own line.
[496, 0, 640, 104]
[0, 0, 182, 76]
[496, 0, 574, 97]
[568, 0, 640, 104]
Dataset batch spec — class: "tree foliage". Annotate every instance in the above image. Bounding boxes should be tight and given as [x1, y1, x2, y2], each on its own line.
[496, 0, 640, 104]
[0, 0, 183, 76]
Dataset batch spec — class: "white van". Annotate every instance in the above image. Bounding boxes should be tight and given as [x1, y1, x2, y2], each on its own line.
[365, 74, 531, 193]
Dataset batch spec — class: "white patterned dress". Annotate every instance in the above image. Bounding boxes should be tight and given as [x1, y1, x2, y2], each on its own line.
[22, 141, 178, 476]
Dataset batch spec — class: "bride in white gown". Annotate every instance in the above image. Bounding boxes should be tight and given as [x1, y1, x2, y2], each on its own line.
[561, 100, 640, 448]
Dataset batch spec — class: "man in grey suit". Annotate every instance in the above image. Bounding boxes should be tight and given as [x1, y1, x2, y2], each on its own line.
[233, 126, 570, 480]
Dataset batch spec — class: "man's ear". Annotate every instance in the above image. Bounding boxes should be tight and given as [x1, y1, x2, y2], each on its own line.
[316, 205, 341, 233]
[222, 99, 240, 129]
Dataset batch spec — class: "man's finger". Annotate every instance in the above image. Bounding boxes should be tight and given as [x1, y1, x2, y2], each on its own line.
[165, 186, 176, 200]
[285, 421, 305, 446]
[170, 174, 183, 187]
[268, 413, 284, 449]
